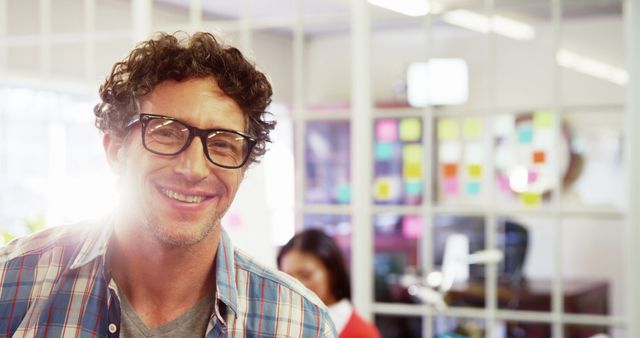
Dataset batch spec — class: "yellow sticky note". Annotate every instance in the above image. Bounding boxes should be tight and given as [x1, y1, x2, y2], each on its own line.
[463, 118, 483, 139]
[520, 192, 542, 206]
[404, 163, 422, 180]
[403, 144, 422, 164]
[533, 110, 554, 129]
[399, 118, 422, 141]
[374, 179, 392, 200]
[438, 119, 459, 140]
[467, 164, 483, 178]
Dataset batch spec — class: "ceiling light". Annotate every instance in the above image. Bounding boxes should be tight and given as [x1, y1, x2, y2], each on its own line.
[368, 0, 430, 17]
[442, 9, 535, 40]
[557, 49, 628, 86]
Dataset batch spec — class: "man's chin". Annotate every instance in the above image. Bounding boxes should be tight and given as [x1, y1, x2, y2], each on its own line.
[147, 222, 217, 247]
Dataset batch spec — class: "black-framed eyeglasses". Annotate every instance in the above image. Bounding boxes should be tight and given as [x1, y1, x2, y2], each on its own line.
[126, 114, 256, 169]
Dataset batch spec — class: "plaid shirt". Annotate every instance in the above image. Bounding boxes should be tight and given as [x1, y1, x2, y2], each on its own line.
[0, 218, 337, 337]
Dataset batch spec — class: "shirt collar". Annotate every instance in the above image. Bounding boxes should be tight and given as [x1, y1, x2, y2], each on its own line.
[69, 217, 114, 271]
[69, 219, 239, 317]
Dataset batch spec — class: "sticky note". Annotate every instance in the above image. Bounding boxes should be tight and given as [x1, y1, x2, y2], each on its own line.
[528, 171, 538, 183]
[518, 126, 533, 144]
[403, 144, 422, 164]
[467, 164, 483, 178]
[374, 178, 392, 200]
[405, 181, 422, 196]
[463, 118, 483, 139]
[498, 175, 511, 192]
[439, 141, 462, 163]
[404, 163, 422, 179]
[444, 178, 459, 196]
[375, 142, 394, 161]
[494, 115, 515, 137]
[402, 215, 423, 239]
[466, 182, 481, 195]
[438, 119, 459, 140]
[376, 119, 397, 142]
[399, 118, 422, 141]
[532, 151, 546, 164]
[336, 185, 351, 203]
[464, 142, 483, 164]
[533, 110, 554, 129]
[520, 192, 542, 206]
[442, 163, 458, 178]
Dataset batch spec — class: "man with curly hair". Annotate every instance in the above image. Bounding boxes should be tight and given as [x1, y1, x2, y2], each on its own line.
[0, 32, 337, 338]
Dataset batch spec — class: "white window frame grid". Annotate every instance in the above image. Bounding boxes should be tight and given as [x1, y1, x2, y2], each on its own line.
[0, 0, 637, 337]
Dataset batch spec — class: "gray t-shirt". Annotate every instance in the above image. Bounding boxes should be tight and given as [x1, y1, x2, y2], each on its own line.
[118, 291, 214, 338]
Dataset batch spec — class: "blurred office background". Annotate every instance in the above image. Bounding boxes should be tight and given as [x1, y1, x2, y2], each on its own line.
[0, 0, 639, 337]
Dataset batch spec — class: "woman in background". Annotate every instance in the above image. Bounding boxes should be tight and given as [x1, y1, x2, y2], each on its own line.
[277, 229, 381, 338]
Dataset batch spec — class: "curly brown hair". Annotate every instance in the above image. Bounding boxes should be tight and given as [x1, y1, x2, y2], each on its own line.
[94, 31, 275, 165]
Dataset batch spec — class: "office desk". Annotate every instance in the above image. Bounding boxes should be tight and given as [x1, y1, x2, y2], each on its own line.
[445, 278, 609, 338]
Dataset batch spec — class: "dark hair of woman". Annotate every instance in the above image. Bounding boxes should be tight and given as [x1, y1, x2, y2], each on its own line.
[277, 229, 351, 301]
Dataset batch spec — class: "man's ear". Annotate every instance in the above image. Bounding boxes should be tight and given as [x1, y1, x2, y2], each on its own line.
[103, 133, 125, 175]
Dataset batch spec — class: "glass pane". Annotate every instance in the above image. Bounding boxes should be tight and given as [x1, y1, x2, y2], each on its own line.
[304, 120, 351, 204]
[560, 0, 624, 107]
[250, 0, 294, 20]
[562, 217, 623, 316]
[495, 1, 553, 108]
[252, 28, 294, 108]
[374, 214, 422, 303]
[564, 324, 620, 338]
[7, 0, 40, 36]
[433, 216, 485, 308]
[435, 116, 486, 205]
[497, 320, 551, 338]
[375, 314, 422, 338]
[52, 43, 85, 80]
[561, 110, 624, 211]
[152, 0, 190, 31]
[302, 214, 352, 266]
[432, 0, 489, 111]
[434, 317, 486, 338]
[96, 0, 132, 32]
[304, 21, 351, 109]
[373, 117, 423, 205]
[498, 216, 554, 312]
[7, 46, 39, 74]
[52, 0, 83, 34]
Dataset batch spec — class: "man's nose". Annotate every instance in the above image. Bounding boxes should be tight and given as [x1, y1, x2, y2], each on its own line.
[174, 138, 210, 182]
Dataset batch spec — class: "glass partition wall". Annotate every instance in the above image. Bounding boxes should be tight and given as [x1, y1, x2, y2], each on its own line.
[0, 1, 638, 337]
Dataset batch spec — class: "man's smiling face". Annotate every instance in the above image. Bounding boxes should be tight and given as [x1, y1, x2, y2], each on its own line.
[109, 77, 246, 246]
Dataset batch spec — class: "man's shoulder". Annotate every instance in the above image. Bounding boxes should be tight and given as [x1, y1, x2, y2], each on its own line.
[0, 220, 97, 267]
[232, 247, 328, 309]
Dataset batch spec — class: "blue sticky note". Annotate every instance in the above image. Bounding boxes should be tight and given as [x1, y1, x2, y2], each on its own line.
[518, 126, 533, 144]
[405, 181, 422, 196]
[336, 185, 351, 203]
[375, 142, 394, 161]
[466, 181, 481, 195]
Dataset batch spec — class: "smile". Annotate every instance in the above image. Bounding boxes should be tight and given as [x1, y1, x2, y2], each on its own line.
[160, 188, 207, 204]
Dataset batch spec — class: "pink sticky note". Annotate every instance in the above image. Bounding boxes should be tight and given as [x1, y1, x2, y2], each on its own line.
[402, 215, 423, 239]
[376, 119, 398, 142]
[444, 178, 459, 196]
[498, 175, 510, 192]
[528, 171, 539, 183]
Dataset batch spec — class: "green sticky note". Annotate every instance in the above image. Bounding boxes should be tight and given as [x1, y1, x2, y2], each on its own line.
[438, 119, 459, 140]
[463, 118, 483, 139]
[336, 185, 351, 203]
[399, 118, 421, 141]
[403, 144, 422, 164]
[375, 142, 394, 161]
[403, 163, 422, 179]
[533, 110, 554, 129]
[466, 182, 481, 195]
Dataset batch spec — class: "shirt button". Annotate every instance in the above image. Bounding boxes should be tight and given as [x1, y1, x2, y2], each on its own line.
[109, 323, 118, 333]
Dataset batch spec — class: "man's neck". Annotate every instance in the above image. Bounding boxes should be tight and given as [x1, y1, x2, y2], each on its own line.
[110, 222, 220, 328]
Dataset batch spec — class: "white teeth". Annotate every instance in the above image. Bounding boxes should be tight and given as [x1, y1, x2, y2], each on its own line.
[161, 188, 206, 203]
